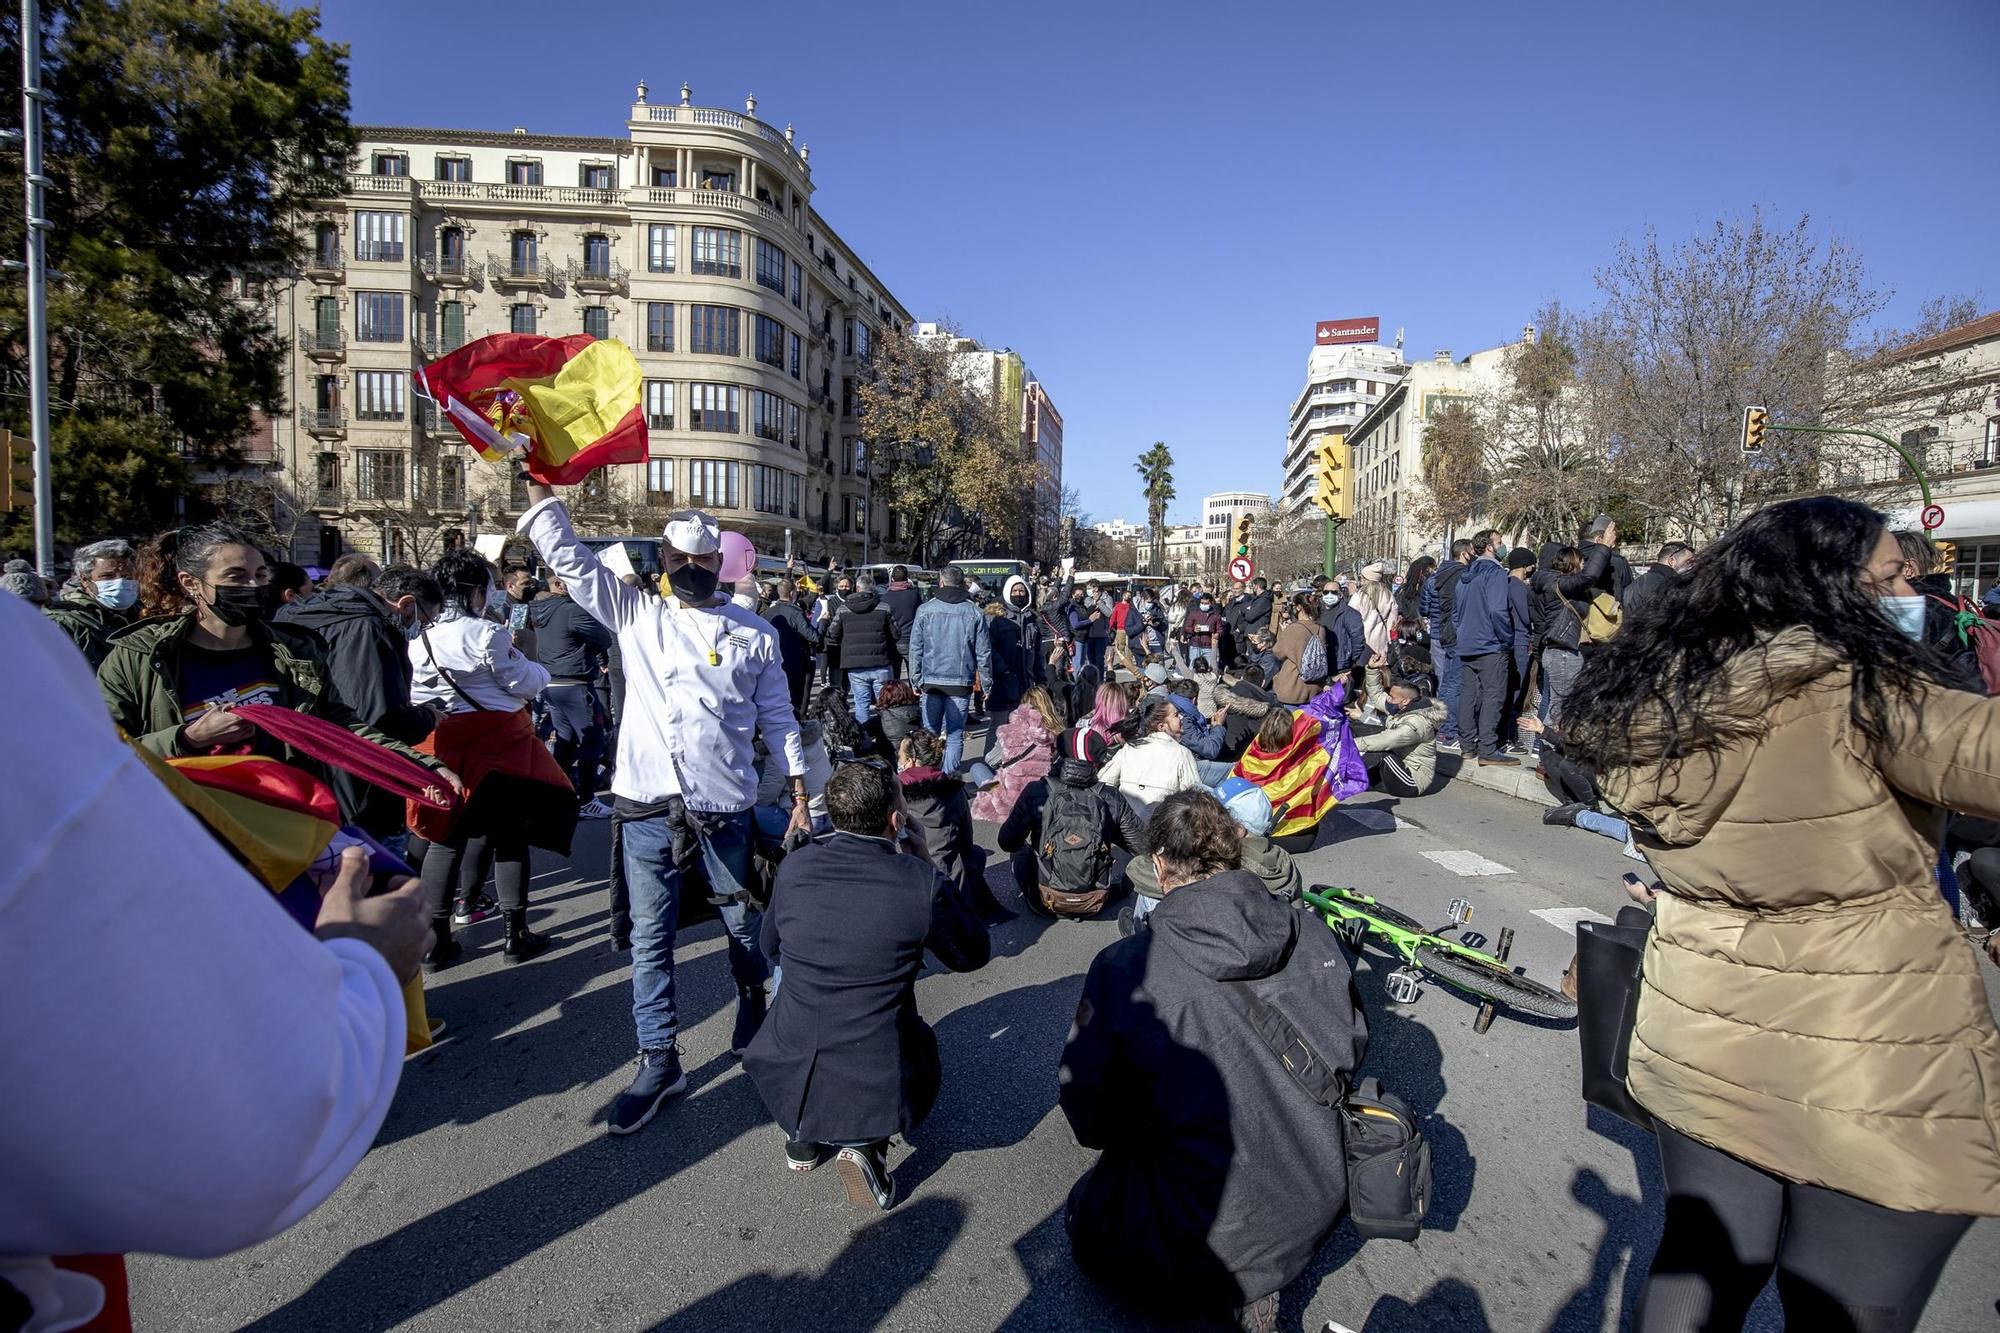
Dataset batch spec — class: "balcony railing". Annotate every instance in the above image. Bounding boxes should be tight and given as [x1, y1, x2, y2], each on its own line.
[299, 407, 346, 437]
[421, 253, 471, 284]
[303, 250, 344, 280]
[630, 103, 807, 166]
[1822, 435, 2000, 489]
[417, 178, 621, 206]
[419, 334, 465, 360]
[298, 327, 344, 360]
[353, 242, 405, 264]
[487, 254, 554, 287]
[572, 257, 628, 292]
[348, 174, 414, 197]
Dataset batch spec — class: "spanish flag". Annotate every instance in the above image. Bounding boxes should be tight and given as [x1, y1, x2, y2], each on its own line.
[417, 332, 646, 485]
[1233, 712, 1337, 839]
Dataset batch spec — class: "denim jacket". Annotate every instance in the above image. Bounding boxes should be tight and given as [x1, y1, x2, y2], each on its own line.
[911, 590, 993, 690]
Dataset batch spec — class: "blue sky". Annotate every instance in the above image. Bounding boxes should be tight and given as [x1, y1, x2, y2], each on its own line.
[322, 0, 2000, 528]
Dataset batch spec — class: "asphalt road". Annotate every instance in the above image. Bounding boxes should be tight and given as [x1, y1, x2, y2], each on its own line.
[130, 749, 1999, 1332]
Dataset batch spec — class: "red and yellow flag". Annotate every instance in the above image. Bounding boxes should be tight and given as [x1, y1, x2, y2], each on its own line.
[417, 332, 645, 485]
[1233, 713, 1337, 838]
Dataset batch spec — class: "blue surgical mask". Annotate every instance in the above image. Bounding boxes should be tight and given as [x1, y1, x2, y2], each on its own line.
[1879, 594, 1926, 641]
[93, 577, 138, 611]
[403, 614, 429, 642]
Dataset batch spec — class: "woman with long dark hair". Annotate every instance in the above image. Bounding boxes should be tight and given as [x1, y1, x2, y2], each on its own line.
[1396, 556, 1436, 629]
[1562, 496, 2000, 1332]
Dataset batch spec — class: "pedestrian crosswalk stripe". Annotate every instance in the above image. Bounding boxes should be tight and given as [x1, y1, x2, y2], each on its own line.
[1531, 906, 1614, 932]
[1421, 849, 1516, 877]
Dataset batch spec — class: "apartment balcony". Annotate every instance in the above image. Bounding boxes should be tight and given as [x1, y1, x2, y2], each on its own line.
[487, 254, 556, 289]
[298, 327, 344, 361]
[572, 257, 629, 293]
[423, 179, 622, 207]
[302, 250, 344, 282]
[420, 253, 472, 285]
[352, 242, 407, 266]
[346, 173, 414, 199]
[299, 407, 346, 438]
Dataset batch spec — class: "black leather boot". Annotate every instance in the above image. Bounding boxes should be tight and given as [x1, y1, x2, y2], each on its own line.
[502, 908, 549, 964]
[422, 916, 460, 974]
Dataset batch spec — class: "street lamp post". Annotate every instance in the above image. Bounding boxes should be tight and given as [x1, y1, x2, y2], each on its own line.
[14, 0, 55, 575]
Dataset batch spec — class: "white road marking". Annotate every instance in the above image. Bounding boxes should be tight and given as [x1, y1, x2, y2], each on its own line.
[1421, 848, 1517, 877]
[1531, 906, 1615, 932]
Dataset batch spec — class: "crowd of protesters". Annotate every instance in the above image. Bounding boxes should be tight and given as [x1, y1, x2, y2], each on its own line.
[7, 489, 2000, 1333]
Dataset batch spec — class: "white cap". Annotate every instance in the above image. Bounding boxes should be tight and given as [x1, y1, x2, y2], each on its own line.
[662, 509, 722, 556]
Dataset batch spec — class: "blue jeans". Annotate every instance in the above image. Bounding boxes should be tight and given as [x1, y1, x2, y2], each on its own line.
[544, 683, 605, 804]
[849, 667, 890, 724]
[621, 804, 768, 1052]
[1188, 645, 1217, 674]
[1132, 894, 1159, 922]
[1435, 642, 1461, 741]
[1576, 809, 1630, 842]
[923, 690, 968, 774]
[1195, 759, 1234, 787]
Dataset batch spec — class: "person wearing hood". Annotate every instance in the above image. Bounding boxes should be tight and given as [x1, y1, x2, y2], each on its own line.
[909, 566, 991, 775]
[997, 725, 1147, 917]
[1123, 777, 1302, 919]
[1450, 531, 1530, 766]
[1563, 497, 2000, 1331]
[824, 581, 906, 726]
[1059, 788, 1365, 1329]
[1621, 542, 1693, 622]
[881, 565, 923, 677]
[274, 562, 448, 839]
[988, 574, 1044, 716]
[45, 537, 140, 670]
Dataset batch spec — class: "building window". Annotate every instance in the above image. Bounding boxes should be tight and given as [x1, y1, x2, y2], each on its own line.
[510, 303, 537, 334]
[354, 371, 405, 421]
[314, 452, 340, 504]
[645, 380, 675, 429]
[688, 459, 740, 508]
[754, 315, 785, 369]
[647, 223, 675, 273]
[579, 162, 613, 190]
[788, 332, 801, 379]
[690, 226, 741, 278]
[434, 155, 471, 182]
[582, 233, 612, 277]
[841, 378, 857, 418]
[788, 473, 801, 519]
[751, 390, 785, 442]
[755, 240, 787, 294]
[751, 464, 785, 514]
[651, 164, 677, 188]
[844, 495, 865, 534]
[353, 211, 405, 262]
[582, 306, 610, 340]
[789, 261, 802, 308]
[505, 159, 543, 186]
[508, 231, 538, 277]
[439, 459, 466, 509]
[850, 438, 868, 477]
[1985, 417, 2000, 465]
[371, 152, 407, 177]
[355, 449, 406, 502]
[439, 301, 465, 352]
[786, 401, 801, 448]
[688, 383, 739, 433]
[312, 221, 339, 266]
[643, 301, 674, 352]
[689, 304, 739, 356]
[354, 291, 405, 343]
[698, 167, 736, 193]
[437, 225, 466, 276]
[646, 457, 674, 501]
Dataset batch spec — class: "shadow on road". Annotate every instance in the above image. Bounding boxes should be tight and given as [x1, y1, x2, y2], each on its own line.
[1363, 1276, 1496, 1330]
[1544, 1107, 1667, 1332]
[647, 1195, 968, 1333]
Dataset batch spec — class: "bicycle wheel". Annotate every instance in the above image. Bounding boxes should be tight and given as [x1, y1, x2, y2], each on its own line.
[1414, 945, 1577, 1020]
[1310, 890, 1426, 936]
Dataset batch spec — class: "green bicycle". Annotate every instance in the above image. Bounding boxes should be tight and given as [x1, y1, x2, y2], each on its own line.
[1302, 885, 1578, 1022]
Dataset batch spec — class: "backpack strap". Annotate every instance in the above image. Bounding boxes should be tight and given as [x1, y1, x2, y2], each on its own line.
[420, 627, 491, 713]
[1224, 979, 1345, 1109]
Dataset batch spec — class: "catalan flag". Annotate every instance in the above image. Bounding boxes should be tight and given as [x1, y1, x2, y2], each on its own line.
[417, 332, 646, 485]
[1232, 711, 1338, 839]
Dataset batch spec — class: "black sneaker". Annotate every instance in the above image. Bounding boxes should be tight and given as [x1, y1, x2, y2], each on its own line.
[1236, 1292, 1278, 1333]
[834, 1142, 895, 1210]
[452, 895, 496, 927]
[607, 1047, 686, 1135]
[730, 985, 769, 1057]
[785, 1139, 827, 1173]
[1542, 801, 1587, 827]
[422, 935, 462, 975]
[608, 933, 632, 955]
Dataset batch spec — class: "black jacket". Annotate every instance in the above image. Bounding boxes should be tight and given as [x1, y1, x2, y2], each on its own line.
[996, 760, 1147, 887]
[824, 588, 904, 673]
[900, 767, 979, 893]
[744, 830, 989, 1144]
[528, 593, 614, 681]
[763, 597, 821, 680]
[882, 582, 923, 640]
[1432, 562, 1467, 647]
[1060, 870, 1367, 1309]
[989, 585, 1044, 712]
[1574, 540, 1631, 604]
[1912, 574, 1988, 695]
[1620, 562, 1681, 622]
[273, 585, 438, 835]
[1212, 681, 1277, 762]
[1531, 543, 1585, 654]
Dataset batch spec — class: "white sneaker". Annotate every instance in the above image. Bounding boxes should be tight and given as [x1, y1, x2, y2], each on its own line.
[578, 798, 614, 819]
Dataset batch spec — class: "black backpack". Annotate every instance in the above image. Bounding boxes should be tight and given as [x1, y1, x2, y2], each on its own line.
[1228, 984, 1431, 1242]
[1038, 783, 1112, 893]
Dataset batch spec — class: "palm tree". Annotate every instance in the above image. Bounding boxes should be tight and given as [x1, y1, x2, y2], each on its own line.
[1134, 441, 1175, 572]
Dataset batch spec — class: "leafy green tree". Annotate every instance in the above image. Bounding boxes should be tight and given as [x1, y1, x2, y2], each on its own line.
[1133, 441, 1174, 572]
[0, 0, 353, 551]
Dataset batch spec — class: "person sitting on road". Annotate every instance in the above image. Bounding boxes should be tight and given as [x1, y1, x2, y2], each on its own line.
[997, 726, 1147, 918]
[1124, 776, 1302, 928]
[872, 679, 923, 751]
[897, 728, 1004, 919]
[1059, 787, 1366, 1331]
[1349, 678, 1447, 798]
[1099, 699, 1205, 812]
[1233, 705, 1337, 848]
[753, 720, 834, 842]
[1085, 678, 1137, 753]
[1161, 676, 1232, 780]
[1212, 664, 1277, 763]
[970, 685, 1064, 825]
[743, 762, 989, 1210]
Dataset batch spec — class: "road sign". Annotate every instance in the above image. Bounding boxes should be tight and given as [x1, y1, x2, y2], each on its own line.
[1228, 556, 1253, 582]
[1921, 503, 1946, 532]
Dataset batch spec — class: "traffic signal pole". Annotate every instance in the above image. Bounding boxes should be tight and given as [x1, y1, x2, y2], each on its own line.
[17, 0, 55, 573]
[1323, 517, 1340, 580]
[1766, 423, 1934, 514]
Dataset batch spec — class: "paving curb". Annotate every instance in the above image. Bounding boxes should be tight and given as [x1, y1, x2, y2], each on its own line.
[1435, 751, 1558, 807]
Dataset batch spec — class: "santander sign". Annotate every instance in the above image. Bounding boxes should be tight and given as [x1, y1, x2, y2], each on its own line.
[1315, 317, 1381, 346]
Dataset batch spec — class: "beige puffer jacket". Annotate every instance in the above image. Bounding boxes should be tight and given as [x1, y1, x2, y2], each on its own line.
[1601, 625, 2000, 1215]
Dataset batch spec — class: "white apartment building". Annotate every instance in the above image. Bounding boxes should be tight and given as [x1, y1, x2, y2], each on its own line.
[1202, 490, 1271, 583]
[911, 323, 1064, 560]
[1137, 523, 1206, 580]
[276, 84, 911, 567]
[1281, 339, 1408, 512]
[1091, 516, 1146, 543]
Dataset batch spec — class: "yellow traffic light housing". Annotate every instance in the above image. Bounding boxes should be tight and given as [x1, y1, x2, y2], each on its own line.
[2, 431, 32, 515]
[1741, 406, 1768, 454]
[1314, 434, 1352, 520]
[1935, 539, 1957, 572]
[1233, 513, 1253, 557]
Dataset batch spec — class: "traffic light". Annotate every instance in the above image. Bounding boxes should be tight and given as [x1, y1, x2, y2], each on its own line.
[1741, 406, 1768, 454]
[2, 431, 31, 515]
[1233, 513, 1253, 557]
[1314, 434, 1352, 520]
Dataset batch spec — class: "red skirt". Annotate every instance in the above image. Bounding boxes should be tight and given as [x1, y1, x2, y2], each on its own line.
[409, 708, 576, 853]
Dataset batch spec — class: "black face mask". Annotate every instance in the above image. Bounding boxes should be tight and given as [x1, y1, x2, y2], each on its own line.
[1010, 593, 1028, 608]
[669, 563, 721, 603]
[205, 582, 270, 627]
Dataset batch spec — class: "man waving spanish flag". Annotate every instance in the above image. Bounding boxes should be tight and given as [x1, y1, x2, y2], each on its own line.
[418, 332, 646, 484]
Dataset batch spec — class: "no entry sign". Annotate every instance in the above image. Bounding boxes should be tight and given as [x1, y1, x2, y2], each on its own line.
[1921, 504, 1946, 532]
